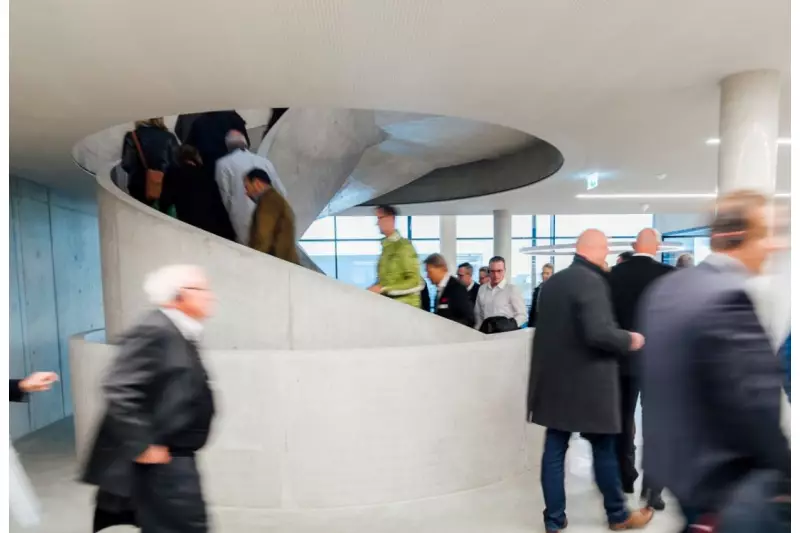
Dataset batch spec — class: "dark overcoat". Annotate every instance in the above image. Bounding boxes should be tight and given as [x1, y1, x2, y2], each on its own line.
[527, 255, 630, 434]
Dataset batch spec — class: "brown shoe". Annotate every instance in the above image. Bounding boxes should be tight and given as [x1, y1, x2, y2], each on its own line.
[609, 507, 654, 530]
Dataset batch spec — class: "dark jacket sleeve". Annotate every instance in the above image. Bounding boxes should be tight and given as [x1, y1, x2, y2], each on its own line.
[696, 289, 791, 476]
[10, 379, 25, 402]
[451, 285, 475, 327]
[120, 132, 138, 175]
[576, 273, 631, 354]
[529, 285, 540, 327]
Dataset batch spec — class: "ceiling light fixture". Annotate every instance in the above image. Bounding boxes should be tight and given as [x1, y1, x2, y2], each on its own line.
[576, 192, 791, 199]
[706, 137, 791, 146]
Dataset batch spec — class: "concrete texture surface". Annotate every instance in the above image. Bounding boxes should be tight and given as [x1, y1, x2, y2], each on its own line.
[70, 331, 534, 508]
[11, 417, 685, 533]
[9, 177, 104, 440]
[96, 167, 483, 350]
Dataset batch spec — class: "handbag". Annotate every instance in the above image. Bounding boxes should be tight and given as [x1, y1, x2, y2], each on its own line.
[130, 130, 164, 201]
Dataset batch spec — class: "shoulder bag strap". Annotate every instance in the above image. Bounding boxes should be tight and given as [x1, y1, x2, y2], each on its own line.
[130, 130, 148, 169]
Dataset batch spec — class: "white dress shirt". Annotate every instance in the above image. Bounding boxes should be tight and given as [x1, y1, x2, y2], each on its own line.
[473, 278, 527, 329]
[435, 272, 451, 306]
[215, 149, 287, 245]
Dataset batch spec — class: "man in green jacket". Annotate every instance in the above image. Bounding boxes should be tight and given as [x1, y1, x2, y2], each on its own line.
[368, 205, 424, 307]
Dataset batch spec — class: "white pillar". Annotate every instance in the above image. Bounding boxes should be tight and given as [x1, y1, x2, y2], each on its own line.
[718, 70, 781, 195]
[493, 210, 512, 273]
[439, 215, 457, 272]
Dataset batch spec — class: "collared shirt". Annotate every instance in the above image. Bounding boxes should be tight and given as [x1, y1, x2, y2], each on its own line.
[160, 308, 204, 342]
[473, 278, 527, 329]
[435, 273, 451, 305]
[633, 252, 656, 259]
[466, 281, 476, 293]
[215, 149, 287, 245]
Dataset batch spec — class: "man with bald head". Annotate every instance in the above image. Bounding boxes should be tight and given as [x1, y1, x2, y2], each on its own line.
[608, 228, 674, 509]
[82, 265, 217, 533]
[528, 229, 652, 531]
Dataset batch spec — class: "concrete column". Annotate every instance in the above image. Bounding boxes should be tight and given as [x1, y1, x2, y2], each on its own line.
[439, 215, 457, 272]
[493, 210, 512, 272]
[718, 70, 781, 195]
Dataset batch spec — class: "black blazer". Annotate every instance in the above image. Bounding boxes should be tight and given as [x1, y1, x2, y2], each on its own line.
[9, 380, 25, 402]
[527, 255, 631, 434]
[528, 283, 543, 327]
[434, 277, 475, 327]
[81, 310, 215, 496]
[640, 258, 789, 511]
[608, 255, 674, 375]
[466, 282, 480, 307]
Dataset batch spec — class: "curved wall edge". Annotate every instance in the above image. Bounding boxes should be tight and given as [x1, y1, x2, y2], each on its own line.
[96, 165, 484, 350]
[70, 331, 541, 509]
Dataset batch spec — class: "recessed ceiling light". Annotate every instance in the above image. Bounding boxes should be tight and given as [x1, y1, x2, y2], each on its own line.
[655, 173, 667, 180]
[576, 192, 791, 199]
[706, 137, 790, 146]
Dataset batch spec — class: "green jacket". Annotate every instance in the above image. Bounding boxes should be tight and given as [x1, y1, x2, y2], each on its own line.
[377, 232, 424, 307]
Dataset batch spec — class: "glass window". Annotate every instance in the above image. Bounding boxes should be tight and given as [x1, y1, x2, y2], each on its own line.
[512, 215, 533, 238]
[298, 241, 336, 276]
[535, 215, 553, 239]
[410, 216, 440, 239]
[301, 217, 335, 240]
[456, 239, 495, 273]
[511, 238, 534, 305]
[334, 216, 381, 239]
[555, 214, 654, 238]
[457, 215, 493, 238]
[411, 239, 441, 257]
[335, 241, 382, 288]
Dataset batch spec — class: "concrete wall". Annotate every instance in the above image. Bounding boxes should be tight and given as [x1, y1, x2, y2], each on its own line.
[70, 330, 540, 510]
[9, 177, 104, 439]
[97, 167, 483, 350]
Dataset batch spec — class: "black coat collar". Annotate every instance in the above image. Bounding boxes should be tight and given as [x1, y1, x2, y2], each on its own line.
[572, 254, 607, 276]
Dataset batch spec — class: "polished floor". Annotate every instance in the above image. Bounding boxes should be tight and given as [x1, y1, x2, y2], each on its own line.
[11, 418, 684, 532]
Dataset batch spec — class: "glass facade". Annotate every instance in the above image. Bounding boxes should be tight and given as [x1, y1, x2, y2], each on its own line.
[662, 226, 711, 266]
[300, 213, 655, 306]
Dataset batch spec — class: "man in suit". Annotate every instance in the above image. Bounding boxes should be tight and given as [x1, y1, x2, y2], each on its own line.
[608, 229, 675, 508]
[527, 229, 653, 532]
[456, 262, 481, 306]
[82, 265, 217, 533]
[425, 254, 475, 327]
[640, 191, 790, 531]
[528, 262, 553, 328]
[247, 168, 300, 264]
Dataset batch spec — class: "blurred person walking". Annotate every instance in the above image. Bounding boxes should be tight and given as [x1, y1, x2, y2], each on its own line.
[246, 169, 300, 264]
[81, 265, 217, 533]
[478, 266, 490, 286]
[527, 229, 653, 532]
[675, 253, 694, 268]
[424, 254, 475, 327]
[121, 118, 179, 207]
[215, 130, 287, 244]
[608, 229, 674, 509]
[159, 145, 236, 241]
[368, 205, 425, 307]
[640, 191, 790, 532]
[528, 262, 553, 328]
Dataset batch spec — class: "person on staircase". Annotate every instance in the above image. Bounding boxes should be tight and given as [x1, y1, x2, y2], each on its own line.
[245, 168, 299, 264]
[120, 118, 179, 207]
[368, 205, 425, 307]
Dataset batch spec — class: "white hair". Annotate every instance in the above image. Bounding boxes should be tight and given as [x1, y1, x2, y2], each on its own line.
[143, 264, 205, 305]
[225, 130, 248, 151]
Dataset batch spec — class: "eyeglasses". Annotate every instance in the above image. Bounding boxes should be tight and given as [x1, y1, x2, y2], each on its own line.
[181, 286, 209, 292]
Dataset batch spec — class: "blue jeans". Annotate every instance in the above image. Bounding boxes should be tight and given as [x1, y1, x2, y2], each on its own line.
[541, 428, 629, 530]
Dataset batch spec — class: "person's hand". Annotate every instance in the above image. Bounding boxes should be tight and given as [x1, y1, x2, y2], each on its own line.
[367, 285, 383, 294]
[19, 372, 59, 393]
[629, 332, 645, 351]
[135, 445, 171, 464]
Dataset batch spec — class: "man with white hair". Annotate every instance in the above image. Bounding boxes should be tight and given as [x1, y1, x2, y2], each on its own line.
[215, 129, 287, 244]
[82, 265, 216, 533]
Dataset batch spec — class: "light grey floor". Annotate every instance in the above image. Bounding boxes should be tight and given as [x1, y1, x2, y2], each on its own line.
[11, 417, 684, 532]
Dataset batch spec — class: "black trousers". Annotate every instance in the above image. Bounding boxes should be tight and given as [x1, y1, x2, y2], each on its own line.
[616, 373, 663, 497]
[133, 456, 208, 533]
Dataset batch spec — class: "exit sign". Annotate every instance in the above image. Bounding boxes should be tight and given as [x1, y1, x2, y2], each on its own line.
[586, 172, 599, 190]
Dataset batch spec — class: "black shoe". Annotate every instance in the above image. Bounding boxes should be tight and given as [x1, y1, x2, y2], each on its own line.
[622, 480, 636, 494]
[641, 489, 665, 511]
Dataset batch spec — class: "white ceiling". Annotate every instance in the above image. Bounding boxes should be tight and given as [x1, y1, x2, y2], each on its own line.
[10, 0, 790, 214]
